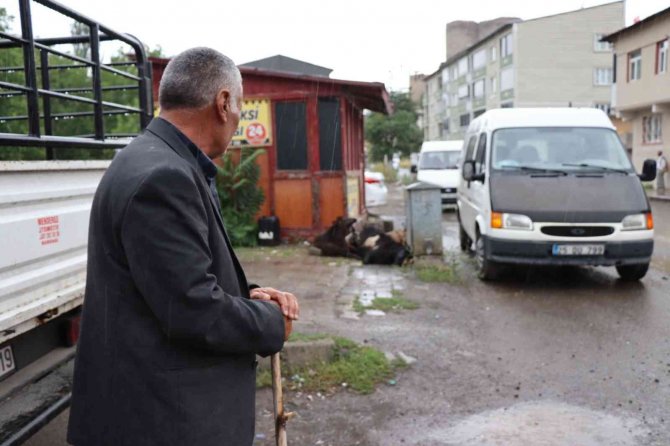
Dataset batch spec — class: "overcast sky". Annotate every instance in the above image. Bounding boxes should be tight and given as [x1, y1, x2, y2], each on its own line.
[3, 0, 668, 91]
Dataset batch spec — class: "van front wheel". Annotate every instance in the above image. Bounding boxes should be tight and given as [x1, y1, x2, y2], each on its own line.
[459, 224, 471, 252]
[616, 263, 649, 281]
[475, 235, 499, 280]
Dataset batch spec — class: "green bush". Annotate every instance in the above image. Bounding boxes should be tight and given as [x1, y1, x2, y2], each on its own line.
[216, 148, 265, 247]
[370, 162, 398, 183]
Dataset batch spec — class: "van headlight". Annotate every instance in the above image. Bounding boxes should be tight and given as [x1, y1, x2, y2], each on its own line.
[621, 213, 653, 230]
[492, 212, 533, 230]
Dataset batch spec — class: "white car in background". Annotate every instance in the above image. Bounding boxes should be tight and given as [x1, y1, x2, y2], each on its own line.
[365, 171, 388, 207]
[415, 140, 464, 208]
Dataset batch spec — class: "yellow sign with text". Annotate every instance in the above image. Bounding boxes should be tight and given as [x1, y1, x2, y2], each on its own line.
[231, 99, 273, 147]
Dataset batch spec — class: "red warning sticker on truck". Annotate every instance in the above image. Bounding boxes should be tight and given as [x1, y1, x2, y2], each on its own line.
[37, 215, 60, 245]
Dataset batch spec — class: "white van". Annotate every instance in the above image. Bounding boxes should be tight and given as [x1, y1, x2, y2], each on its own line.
[457, 108, 657, 281]
[415, 140, 464, 207]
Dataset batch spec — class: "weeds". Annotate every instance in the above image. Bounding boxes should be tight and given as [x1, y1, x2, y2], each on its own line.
[288, 332, 330, 343]
[352, 291, 419, 314]
[256, 336, 405, 395]
[414, 257, 461, 284]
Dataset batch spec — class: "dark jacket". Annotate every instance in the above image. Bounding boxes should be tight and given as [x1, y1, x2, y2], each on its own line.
[67, 118, 285, 446]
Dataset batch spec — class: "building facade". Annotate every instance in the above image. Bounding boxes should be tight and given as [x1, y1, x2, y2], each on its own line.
[604, 7, 670, 171]
[409, 74, 426, 131]
[422, 69, 445, 140]
[423, 1, 624, 141]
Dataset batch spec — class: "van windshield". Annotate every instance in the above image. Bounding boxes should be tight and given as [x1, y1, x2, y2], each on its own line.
[491, 128, 634, 172]
[419, 150, 461, 170]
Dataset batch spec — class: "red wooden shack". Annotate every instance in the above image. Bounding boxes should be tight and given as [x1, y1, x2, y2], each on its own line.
[149, 56, 391, 238]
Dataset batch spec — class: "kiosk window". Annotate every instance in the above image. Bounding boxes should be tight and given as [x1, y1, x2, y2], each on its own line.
[275, 101, 308, 170]
[318, 98, 342, 171]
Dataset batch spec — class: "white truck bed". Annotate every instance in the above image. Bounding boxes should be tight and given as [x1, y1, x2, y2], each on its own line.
[0, 161, 110, 344]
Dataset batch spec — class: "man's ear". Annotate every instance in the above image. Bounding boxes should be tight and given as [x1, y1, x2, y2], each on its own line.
[215, 89, 231, 122]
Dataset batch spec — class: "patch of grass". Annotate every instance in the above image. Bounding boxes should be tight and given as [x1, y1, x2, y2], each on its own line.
[352, 295, 365, 314]
[400, 173, 414, 186]
[369, 296, 419, 312]
[288, 332, 330, 343]
[414, 258, 461, 284]
[370, 162, 398, 183]
[256, 337, 405, 395]
[352, 290, 418, 314]
[256, 368, 273, 388]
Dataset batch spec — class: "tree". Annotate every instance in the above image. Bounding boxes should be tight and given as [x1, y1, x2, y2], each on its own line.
[216, 149, 266, 247]
[0, 11, 156, 161]
[365, 91, 423, 162]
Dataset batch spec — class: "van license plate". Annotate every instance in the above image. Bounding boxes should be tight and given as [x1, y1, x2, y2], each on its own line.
[552, 244, 605, 256]
[0, 345, 15, 379]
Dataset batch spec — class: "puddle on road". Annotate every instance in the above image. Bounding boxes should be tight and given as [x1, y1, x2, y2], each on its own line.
[427, 401, 648, 446]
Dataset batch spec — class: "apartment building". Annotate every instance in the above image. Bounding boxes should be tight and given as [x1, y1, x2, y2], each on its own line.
[423, 1, 624, 141]
[422, 69, 446, 140]
[603, 7, 670, 171]
[409, 74, 426, 131]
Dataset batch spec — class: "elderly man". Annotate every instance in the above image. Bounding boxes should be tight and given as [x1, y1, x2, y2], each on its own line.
[67, 47, 298, 446]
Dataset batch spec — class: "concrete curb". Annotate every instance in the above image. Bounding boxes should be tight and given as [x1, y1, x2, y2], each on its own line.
[257, 339, 335, 371]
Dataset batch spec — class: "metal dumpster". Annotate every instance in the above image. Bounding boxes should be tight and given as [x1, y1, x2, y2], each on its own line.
[405, 182, 443, 256]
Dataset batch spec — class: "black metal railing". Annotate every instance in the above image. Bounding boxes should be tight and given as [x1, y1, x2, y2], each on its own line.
[0, 0, 153, 158]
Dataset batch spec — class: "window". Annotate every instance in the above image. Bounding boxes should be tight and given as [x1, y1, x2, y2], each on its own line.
[419, 150, 460, 169]
[460, 113, 471, 128]
[593, 68, 613, 86]
[593, 33, 612, 52]
[442, 119, 450, 134]
[628, 50, 641, 81]
[500, 66, 514, 91]
[501, 102, 514, 108]
[457, 57, 468, 77]
[657, 39, 668, 74]
[458, 84, 469, 100]
[472, 49, 487, 70]
[464, 135, 477, 161]
[643, 115, 662, 144]
[475, 133, 487, 174]
[491, 128, 633, 171]
[473, 109, 486, 119]
[473, 79, 485, 98]
[442, 68, 450, 83]
[490, 46, 497, 62]
[501, 33, 513, 58]
[318, 98, 342, 171]
[275, 101, 308, 170]
[490, 76, 497, 95]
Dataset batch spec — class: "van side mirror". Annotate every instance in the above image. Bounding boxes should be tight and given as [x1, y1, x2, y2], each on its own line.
[462, 160, 484, 182]
[411, 165, 417, 174]
[639, 159, 656, 182]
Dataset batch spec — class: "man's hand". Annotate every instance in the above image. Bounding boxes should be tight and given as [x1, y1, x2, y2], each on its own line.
[251, 288, 297, 341]
[250, 287, 300, 321]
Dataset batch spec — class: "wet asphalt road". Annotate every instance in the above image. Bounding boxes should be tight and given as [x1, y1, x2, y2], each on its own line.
[24, 185, 670, 446]
[258, 186, 670, 445]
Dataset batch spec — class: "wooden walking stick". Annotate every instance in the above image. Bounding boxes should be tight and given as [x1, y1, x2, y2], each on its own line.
[271, 352, 294, 446]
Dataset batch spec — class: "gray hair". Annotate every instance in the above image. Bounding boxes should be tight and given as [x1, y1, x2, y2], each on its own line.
[158, 47, 242, 110]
